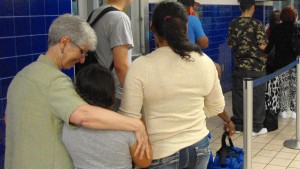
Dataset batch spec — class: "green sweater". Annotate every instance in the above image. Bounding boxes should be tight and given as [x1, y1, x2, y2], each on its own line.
[5, 55, 86, 169]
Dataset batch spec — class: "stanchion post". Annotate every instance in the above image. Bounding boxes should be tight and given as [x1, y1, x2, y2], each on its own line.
[297, 57, 300, 143]
[243, 78, 253, 169]
[284, 57, 300, 149]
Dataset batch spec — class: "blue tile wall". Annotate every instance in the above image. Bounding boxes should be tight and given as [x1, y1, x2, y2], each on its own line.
[0, 121, 5, 168]
[0, 19, 14, 37]
[0, 0, 72, 168]
[148, 3, 272, 92]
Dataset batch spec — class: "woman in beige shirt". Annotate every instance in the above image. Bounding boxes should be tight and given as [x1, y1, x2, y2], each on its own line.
[120, 1, 235, 169]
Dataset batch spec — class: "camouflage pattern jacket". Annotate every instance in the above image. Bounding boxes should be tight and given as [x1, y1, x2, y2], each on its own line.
[228, 17, 268, 72]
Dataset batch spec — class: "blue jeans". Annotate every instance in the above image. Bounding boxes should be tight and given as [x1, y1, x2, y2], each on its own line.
[149, 136, 210, 169]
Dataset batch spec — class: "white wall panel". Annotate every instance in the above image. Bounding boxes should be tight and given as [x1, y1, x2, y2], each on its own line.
[148, 0, 273, 6]
[195, 0, 238, 5]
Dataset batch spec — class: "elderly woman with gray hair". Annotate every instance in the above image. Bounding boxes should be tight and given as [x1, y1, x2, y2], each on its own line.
[5, 14, 149, 169]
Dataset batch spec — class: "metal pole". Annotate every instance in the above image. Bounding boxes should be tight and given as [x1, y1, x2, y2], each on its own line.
[243, 78, 253, 169]
[78, 0, 88, 20]
[284, 57, 300, 149]
[93, 0, 100, 9]
[139, 0, 145, 54]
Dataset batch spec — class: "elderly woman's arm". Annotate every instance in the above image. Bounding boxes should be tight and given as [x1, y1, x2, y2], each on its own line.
[70, 105, 150, 158]
[48, 75, 150, 158]
[70, 104, 144, 131]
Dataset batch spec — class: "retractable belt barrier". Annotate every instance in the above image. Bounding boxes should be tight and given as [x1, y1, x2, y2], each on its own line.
[243, 57, 300, 169]
[253, 60, 299, 87]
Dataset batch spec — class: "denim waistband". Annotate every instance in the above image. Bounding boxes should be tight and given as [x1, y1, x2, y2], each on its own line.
[179, 136, 209, 168]
[150, 136, 210, 169]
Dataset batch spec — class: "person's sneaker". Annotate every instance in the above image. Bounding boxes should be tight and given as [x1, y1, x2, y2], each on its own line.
[252, 128, 268, 136]
[291, 111, 297, 119]
[280, 111, 287, 118]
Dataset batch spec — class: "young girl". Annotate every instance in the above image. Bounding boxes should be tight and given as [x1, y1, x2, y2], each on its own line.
[62, 64, 152, 169]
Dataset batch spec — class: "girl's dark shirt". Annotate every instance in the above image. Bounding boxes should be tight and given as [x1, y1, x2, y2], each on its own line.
[265, 22, 298, 70]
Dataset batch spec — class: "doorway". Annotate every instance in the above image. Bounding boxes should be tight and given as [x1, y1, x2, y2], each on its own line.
[74, 0, 150, 58]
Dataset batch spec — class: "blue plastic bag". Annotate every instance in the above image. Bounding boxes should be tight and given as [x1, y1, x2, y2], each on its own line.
[211, 132, 244, 169]
[207, 133, 214, 169]
[207, 152, 214, 169]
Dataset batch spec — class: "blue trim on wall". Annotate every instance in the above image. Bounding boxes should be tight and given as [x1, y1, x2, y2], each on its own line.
[0, 0, 72, 168]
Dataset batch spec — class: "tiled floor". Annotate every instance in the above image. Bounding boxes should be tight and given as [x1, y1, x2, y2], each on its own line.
[207, 92, 300, 169]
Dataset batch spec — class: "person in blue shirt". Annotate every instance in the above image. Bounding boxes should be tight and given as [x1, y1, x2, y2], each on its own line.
[178, 0, 209, 49]
[178, 0, 224, 79]
[188, 14, 208, 47]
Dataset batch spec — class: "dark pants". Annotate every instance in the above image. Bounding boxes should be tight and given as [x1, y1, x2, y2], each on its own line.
[232, 69, 266, 132]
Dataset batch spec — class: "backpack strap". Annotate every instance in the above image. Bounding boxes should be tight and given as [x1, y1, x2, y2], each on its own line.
[109, 62, 114, 71]
[86, 10, 96, 23]
[87, 6, 120, 71]
[89, 6, 120, 27]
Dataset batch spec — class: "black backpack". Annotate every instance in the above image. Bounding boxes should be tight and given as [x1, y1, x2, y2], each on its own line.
[75, 7, 120, 74]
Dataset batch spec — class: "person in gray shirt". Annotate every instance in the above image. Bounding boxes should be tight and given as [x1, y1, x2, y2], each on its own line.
[89, 0, 134, 111]
[62, 64, 152, 169]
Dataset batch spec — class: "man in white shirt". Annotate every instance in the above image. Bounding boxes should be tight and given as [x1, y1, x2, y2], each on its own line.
[90, 0, 133, 111]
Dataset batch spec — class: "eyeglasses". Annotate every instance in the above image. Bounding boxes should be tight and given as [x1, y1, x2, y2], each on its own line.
[70, 40, 88, 57]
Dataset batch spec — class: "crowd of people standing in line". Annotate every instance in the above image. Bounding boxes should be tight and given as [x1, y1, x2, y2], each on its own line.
[229, 0, 300, 136]
[264, 7, 299, 128]
[3, 0, 300, 169]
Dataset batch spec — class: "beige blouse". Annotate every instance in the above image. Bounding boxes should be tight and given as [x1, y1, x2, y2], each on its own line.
[120, 47, 225, 159]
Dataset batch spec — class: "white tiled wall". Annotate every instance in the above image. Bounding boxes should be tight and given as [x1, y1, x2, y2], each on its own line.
[148, 0, 273, 6]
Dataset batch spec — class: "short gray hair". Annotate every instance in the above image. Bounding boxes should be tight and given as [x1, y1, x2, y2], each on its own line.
[48, 14, 97, 51]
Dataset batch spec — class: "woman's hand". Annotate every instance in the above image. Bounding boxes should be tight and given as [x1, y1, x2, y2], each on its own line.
[134, 121, 151, 160]
[218, 111, 235, 137]
[224, 121, 235, 137]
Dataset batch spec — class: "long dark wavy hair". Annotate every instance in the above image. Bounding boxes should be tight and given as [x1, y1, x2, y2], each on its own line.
[151, 1, 202, 61]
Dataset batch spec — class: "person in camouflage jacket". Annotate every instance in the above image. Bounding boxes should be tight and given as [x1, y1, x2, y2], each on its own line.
[228, 0, 268, 136]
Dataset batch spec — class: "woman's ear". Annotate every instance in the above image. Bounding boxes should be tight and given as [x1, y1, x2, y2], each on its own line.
[150, 21, 154, 32]
[150, 24, 159, 37]
[150, 24, 165, 47]
[150, 24, 158, 37]
[59, 36, 71, 49]
[251, 5, 255, 12]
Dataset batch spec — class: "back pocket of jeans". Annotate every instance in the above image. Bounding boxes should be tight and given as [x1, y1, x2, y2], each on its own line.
[195, 146, 210, 156]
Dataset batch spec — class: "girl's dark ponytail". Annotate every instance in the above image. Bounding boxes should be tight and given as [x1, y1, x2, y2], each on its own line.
[152, 1, 202, 61]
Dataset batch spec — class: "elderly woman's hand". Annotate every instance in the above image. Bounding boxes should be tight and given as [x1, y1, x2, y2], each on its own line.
[134, 121, 151, 159]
